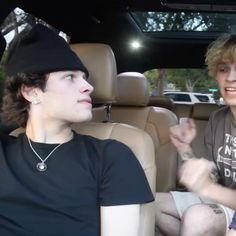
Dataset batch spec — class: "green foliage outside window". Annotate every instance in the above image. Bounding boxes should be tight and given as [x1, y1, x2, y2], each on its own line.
[145, 68, 219, 95]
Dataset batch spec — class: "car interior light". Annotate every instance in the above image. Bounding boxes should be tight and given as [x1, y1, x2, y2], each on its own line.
[130, 40, 141, 50]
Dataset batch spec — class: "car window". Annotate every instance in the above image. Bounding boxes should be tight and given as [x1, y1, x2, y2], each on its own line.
[165, 93, 191, 102]
[164, 93, 176, 100]
[146, 68, 219, 104]
[194, 95, 210, 102]
[177, 94, 191, 102]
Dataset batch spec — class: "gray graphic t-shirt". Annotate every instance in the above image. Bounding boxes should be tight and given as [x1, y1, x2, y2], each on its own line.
[205, 106, 236, 189]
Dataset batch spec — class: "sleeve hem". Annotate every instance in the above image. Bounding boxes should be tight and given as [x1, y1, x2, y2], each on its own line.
[100, 197, 154, 206]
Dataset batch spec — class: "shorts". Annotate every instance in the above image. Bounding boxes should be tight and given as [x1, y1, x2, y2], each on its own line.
[170, 191, 235, 231]
[230, 213, 236, 230]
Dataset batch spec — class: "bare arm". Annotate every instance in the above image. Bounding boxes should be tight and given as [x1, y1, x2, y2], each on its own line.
[201, 181, 236, 210]
[170, 118, 219, 182]
[176, 153, 236, 210]
[101, 204, 140, 236]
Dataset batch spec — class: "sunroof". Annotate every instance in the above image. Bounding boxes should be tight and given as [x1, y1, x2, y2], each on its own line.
[131, 11, 236, 33]
[1, 8, 69, 46]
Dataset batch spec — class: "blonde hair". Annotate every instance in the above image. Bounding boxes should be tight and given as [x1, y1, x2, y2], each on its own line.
[205, 34, 236, 77]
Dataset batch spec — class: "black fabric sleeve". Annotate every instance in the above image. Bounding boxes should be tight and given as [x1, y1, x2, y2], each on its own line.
[99, 140, 154, 206]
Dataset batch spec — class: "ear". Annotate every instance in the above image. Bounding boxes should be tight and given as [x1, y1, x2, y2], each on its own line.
[20, 85, 41, 103]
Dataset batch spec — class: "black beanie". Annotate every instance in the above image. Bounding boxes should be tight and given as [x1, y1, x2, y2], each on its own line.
[5, 24, 89, 77]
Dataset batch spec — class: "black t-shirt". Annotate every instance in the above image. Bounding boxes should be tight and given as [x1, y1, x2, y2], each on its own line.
[0, 132, 154, 236]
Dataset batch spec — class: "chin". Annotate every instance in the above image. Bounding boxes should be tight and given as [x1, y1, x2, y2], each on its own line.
[77, 113, 93, 123]
[225, 99, 236, 106]
[66, 111, 92, 123]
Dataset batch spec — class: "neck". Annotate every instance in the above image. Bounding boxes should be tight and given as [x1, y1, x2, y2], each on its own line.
[26, 119, 73, 144]
[230, 106, 236, 122]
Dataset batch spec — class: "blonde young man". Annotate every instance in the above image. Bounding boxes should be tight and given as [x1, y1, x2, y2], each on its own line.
[155, 34, 236, 236]
[0, 24, 154, 236]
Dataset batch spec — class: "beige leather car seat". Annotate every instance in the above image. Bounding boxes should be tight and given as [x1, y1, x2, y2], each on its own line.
[110, 72, 179, 192]
[148, 95, 193, 121]
[173, 103, 193, 120]
[148, 95, 175, 111]
[70, 44, 156, 236]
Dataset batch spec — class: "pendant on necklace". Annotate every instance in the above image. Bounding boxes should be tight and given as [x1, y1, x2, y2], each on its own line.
[37, 162, 47, 171]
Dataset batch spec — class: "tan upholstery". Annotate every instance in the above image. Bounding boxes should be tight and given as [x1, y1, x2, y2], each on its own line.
[70, 44, 156, 236]
[173, 103, 193, 120]
[192, 102, 219, 120]
[148, 95, 175, 110]
[116, 72, 149, 106]
[108, 72, 179, 192]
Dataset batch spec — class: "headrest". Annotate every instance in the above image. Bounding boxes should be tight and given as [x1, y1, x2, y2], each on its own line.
[115, 72, 149, 106]
[192, 103, 219, 120]
[70, 43, 117, 104]
[0, 33, 6, 61]
[148, 95, 174, 110]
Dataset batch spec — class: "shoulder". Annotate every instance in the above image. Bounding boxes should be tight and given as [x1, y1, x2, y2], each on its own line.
[0, 132, 18, 153]
[209, 105, 229, 121]
[0, 132, 17, 144]
[75, 133, 135, 162]
[206, 106, 230, 135]
[77, 133, 130, 150]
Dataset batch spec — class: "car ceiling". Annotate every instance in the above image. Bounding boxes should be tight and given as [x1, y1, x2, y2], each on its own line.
[1, 0, 236, 73]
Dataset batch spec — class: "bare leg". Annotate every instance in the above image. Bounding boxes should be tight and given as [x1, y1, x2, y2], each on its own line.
[227, 229, 236, 236]
[155, 192, 181, 236]
[181, 203, 226, 236]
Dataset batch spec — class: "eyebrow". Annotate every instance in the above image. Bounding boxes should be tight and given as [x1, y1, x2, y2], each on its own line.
[61, 71, 74, 76]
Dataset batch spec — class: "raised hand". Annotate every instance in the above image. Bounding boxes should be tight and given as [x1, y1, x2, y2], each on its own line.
[178, 158, 218, 194]
[170, 117, 219, 184]
[170, 118, 196, 150]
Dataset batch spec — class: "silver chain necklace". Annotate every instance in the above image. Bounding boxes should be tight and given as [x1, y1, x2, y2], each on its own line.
[27, 137, 63, 172]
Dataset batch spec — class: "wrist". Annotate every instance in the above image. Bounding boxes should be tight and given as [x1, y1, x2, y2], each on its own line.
[200, 181, 218, 198]
[178, 145, 195, 161]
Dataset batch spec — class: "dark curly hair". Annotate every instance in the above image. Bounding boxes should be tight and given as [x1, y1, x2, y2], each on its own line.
[1, 73, 47, 127]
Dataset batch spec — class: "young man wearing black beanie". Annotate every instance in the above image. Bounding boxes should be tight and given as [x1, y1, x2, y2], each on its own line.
[0, 24, 154, 236]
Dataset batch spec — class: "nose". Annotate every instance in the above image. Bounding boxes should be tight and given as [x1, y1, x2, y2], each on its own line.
[81, 79, 94, 94]
[227, 67, 236, 82]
